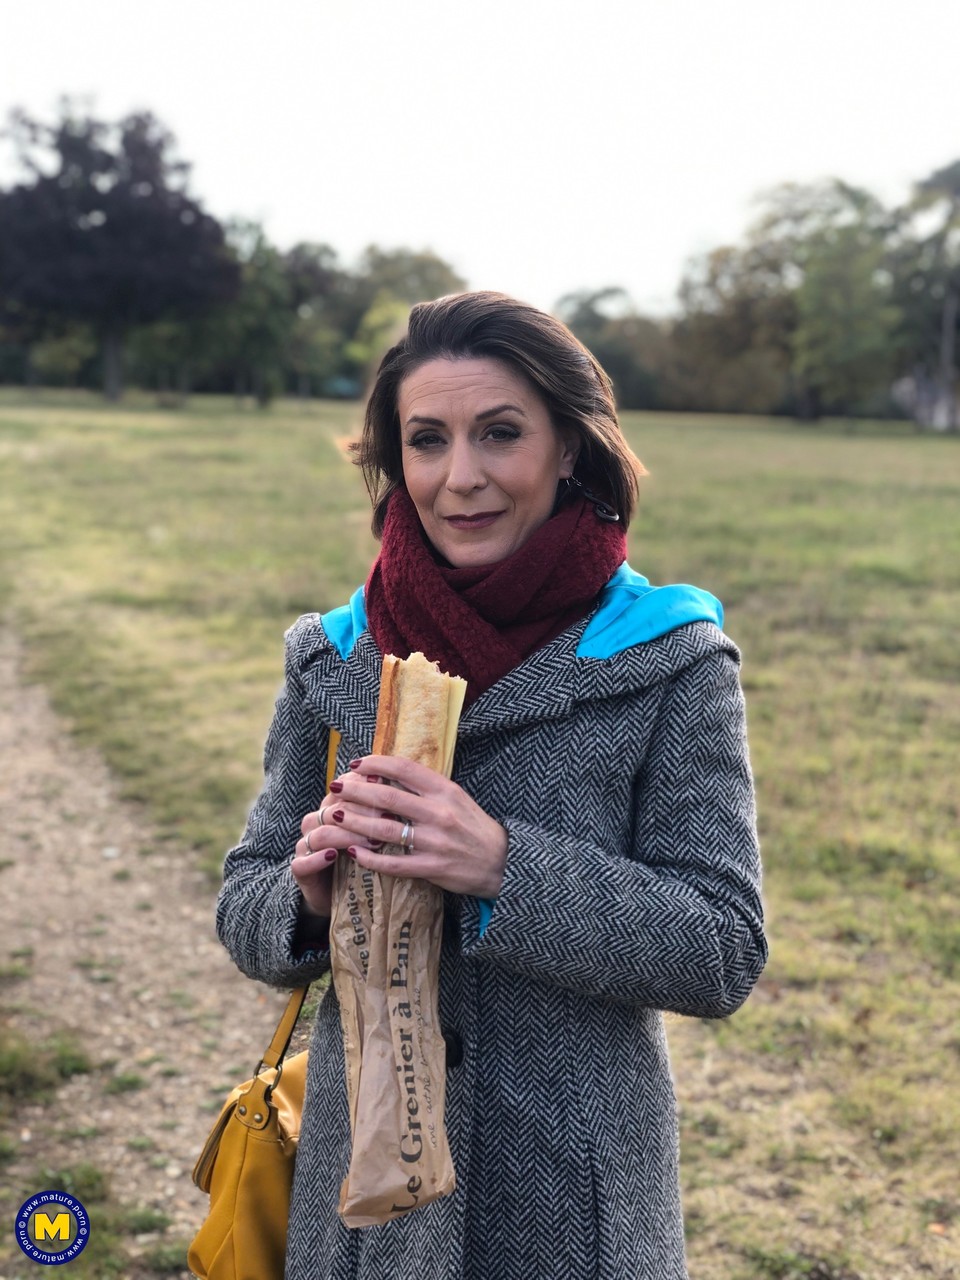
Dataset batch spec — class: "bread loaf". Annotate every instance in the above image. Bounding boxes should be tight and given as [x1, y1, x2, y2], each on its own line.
[372, 652, 466, 778]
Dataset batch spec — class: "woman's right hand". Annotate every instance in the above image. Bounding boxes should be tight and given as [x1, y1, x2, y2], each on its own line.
[290, 803, 341, 919]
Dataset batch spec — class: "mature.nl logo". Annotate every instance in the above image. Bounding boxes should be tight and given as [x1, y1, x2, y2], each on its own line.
[15, 1191, 90, 1266]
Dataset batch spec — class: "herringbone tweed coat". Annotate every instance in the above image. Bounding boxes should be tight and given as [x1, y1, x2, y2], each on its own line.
[216, 580, 766, 1280]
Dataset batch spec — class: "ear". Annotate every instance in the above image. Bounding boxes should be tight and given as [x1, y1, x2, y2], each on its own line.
[558, 432, 581, 480]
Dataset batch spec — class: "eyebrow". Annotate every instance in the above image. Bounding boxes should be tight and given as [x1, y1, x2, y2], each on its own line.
[405, 403, 528, 428]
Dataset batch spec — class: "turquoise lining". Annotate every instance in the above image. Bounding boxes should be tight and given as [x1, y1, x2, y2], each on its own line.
[575, 563, 723, 658]
[321, 586, 368, 660]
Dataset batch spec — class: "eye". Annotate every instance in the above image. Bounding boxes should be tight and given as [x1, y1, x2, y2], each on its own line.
[485, 425, 521, 443]
[406, 430, 445, 450]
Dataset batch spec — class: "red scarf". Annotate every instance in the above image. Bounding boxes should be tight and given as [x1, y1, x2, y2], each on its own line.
[365, 487, 626, 705]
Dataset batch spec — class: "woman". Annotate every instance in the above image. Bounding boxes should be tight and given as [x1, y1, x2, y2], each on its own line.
[216, 291, 766, 1280]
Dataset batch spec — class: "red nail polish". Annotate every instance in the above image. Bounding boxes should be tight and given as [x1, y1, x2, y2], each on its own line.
[332, 810, 344, 823]
[368, 841, 383, 851]
[323, 849, 337, 862]
[365, 774, 380, 784]
[349, 759, 362, 770]
[329, 780, 343, 794]
[346, 847, 358, 859]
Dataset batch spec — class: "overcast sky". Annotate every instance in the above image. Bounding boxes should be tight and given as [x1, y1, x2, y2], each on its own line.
[3, 0, 958, 315]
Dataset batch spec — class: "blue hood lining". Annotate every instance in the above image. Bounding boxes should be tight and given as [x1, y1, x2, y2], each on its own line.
[574, 563, 723, 658]
[320, 564, 723, 663]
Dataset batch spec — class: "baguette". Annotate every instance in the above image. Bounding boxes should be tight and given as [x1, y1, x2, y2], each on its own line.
[372, 652, 467, 781]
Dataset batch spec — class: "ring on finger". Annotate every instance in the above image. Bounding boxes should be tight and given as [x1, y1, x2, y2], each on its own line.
[399, 820, 415, 851]
[318, 804, 330, 826]
[303, 830, 315, 854]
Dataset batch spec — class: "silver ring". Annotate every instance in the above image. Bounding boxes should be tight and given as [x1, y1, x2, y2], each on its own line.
[399, 821, 414, 851]
[318, 805, 330, 826]
[304, 830, 315, 854]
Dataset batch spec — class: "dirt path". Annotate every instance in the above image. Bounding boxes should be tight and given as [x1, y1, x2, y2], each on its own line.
[0, 627, 291, 1275]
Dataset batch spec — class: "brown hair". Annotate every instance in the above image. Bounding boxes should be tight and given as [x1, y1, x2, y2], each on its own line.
[352, 290, 646, 536]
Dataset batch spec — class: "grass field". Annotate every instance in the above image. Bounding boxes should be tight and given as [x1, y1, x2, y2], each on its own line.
[1, 389, 958, 1278]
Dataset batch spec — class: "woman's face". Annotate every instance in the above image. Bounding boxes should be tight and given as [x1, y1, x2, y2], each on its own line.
[398, 356, 579, 568]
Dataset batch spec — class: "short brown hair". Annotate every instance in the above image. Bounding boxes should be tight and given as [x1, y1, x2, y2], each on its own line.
[352, 291, 646, 536]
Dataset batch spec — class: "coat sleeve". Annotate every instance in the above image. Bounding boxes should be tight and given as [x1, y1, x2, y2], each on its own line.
[215, 625, 333, 989]
[460, 648, 767, 1017]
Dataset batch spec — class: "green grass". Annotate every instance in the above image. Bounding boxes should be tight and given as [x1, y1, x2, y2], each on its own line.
[103, 1071, 147, 1095]
[1, 391, 959, 1277]
[0, 1031, 92, 1106]
[0, 391, 373, 868]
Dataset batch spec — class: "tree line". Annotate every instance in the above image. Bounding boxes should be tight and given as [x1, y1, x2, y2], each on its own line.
[1, 101, 957, 426]
[0, 102, 466, 405]
[561, 168, 960, 429]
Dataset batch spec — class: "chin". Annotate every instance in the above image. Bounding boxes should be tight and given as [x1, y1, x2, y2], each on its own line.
[439, 541, 509, 569]
[445, 550, 496, 569]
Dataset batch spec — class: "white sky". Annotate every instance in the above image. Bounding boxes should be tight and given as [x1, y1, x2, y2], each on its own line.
[3, 0, 958, 316]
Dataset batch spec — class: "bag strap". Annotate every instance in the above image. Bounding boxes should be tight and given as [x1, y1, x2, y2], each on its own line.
[260, 985, 310, 1071]
[258, 725, 342, 1073]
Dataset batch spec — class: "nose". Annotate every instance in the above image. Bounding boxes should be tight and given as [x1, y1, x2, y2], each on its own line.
[444, 438, 487, 494]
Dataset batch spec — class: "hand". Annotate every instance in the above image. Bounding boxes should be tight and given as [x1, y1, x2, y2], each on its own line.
[322, 754, 508, 899]
[290, 800, 343, 919]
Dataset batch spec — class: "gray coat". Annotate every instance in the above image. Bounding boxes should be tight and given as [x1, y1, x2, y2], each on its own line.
[216, 578, 766, 1280]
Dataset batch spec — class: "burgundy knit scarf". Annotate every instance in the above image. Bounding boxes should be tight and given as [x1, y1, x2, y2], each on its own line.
[365, 487, 626, 706]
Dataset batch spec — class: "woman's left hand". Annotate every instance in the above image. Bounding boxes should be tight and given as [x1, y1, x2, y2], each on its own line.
[326, 755, 508, 899]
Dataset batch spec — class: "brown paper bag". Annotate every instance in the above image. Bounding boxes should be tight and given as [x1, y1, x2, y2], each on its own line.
[330, 653, 466, 1228]
[331, 854, 376, 1134]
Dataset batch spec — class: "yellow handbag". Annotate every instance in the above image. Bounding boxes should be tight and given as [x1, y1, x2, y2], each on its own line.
[188, 729, 340, 1280]
[188, 987, 309, 1280]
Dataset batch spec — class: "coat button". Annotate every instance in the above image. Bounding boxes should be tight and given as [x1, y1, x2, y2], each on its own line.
[443, 1028, 464, 1069]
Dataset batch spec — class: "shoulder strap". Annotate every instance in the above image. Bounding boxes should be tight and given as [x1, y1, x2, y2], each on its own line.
[260, 984, 309, 1071]
[258, 725, 342, 1071]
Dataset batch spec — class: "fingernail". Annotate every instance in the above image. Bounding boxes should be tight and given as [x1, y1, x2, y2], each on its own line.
[323, 849, 338, 862]
[331, 809, 344, 823]
[365, 774, 379, 784]
[380, 811, 399, 821]
[346, 847, 358, 859]
[349, 759, 362, 770]
[368, 841, 383, 851]
[329, 780, 344, 794]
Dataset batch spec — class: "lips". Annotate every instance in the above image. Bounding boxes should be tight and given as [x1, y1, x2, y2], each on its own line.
[443, 511, 504, 529]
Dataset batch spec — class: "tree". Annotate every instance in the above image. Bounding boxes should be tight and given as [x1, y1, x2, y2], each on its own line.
[125, 315, 222, 404]
[211, 221, 294, 406]
[792, 224, 900, 413]
[556, 287, 632, 341]
[557, 288, 670, 410]
[673, 180, 902, 418]
[283, 241, 342, 310]
[282, 242, 359, 396]
[0, 100, 239, 399]
[354, 245, 467, 308]
[29, 324, 97, 387]
[307, 245, 467, 395]
[748, 181, 900, 417]
[672, 242, 797, 414]
[890, 161, 960, 429]
[287, 307, 342, 400]
[342, 289, 410, 383]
